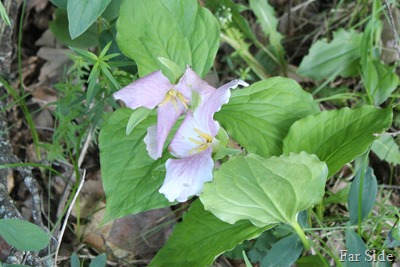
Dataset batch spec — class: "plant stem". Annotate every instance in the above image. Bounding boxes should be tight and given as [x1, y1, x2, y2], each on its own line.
[291, 220, 310, 250]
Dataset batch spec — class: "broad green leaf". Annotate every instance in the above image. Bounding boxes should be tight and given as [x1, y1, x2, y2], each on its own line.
[99, 109, 172, 222]
[215, 77, 320, 158]
[363, 60, 399, 106]
[345, 228, 372, 267]
[116, 0, 220, 81]
[384, 226, 400, 248]
[283, 106, 392, 177]
[261, 234, 303, 267]
[296, 255, 330, 267]
[67, 0, 112, 39]
[371, 135, 400, 165]
[49, 9, 98, 49]
[157, 57, 184, 83]
[101, 0, 122, 22]
[49, 0, 67, 9]
[89, 253, 107, 267]
[0, 219, 49, 251]
[200, 152, 328, 227]
[70, 253, 80, 267]
[297, 29, 362, 80]
[149, 200, 272, 267]
[348, 167, 378, 225]
[126, 107, 153, 135]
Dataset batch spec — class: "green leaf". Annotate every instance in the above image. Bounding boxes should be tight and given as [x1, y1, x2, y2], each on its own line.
[384, 226, 400, 248]
[49, 9, 98, 49]
[70, 253, 80, 267]
[116, 0, 220, 81]
[89, 253, 107, 267]
[205, 0, 256, 41]
[371, 135, 400, 165]
[249, 0, 284, 63]
[0, 1, 11, 26]
[242, 251, 253, 267]
[297, 29, 362, 80]
[344, 228, 372, 266]
[283, 106, 392, 177]
[348, 167, 378, 225]
[149, 200, 272, 267]
[0, 219, 49, 251]
[49, 0, 67, 9]
[99, 109, 173, 223]
[200, 152, 328, 227]
[363, 59, 399, 105]
[67, 0, 112, 39]
[215, 77, 320, 158]
[296, 255, 330, 267]
[157, 57, 184, 83]
[261, 234, 303, 267]
[125, 107, 153, 135]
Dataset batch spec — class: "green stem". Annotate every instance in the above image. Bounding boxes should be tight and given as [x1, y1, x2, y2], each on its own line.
[291, 221, 310, 251]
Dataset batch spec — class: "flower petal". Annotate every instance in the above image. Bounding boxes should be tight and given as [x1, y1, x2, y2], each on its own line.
[143, 125, 158, 159]
[175, 67, 216, 103]
[151, 101, 186, 159]
[159, 147, 213, 202]
[113, 70, 172, 109]
[195, 79, 249, 135]
[168, 112, 206, 158]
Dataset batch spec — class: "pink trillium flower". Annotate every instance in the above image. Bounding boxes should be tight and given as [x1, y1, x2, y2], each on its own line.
[159, 79, 249, 202]
[113, 68, 215, 159]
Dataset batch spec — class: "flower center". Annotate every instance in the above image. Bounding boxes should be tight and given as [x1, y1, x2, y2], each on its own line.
[188, 128, 213, 154]
[159, 89, 189, 112]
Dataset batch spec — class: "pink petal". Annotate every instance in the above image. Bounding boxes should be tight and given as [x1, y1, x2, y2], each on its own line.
[159, 147, 213, 202]
[195, 79, 249, 135]
[168, 112, 206, 158]
[175, 67, 216, 103]
[143, 125, 158, 159]
[113, 70, 172, 109]
[152, 101, 187, 159]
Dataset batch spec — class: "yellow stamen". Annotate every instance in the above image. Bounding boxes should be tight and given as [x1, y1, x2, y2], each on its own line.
[158, 89, 189, 112]
[188, 128, 213, 155]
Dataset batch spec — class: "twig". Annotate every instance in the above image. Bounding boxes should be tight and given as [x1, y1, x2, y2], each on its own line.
[54, 169, 86, 266]
[384, 0, 400, 59]
[374, 130, 400, 137]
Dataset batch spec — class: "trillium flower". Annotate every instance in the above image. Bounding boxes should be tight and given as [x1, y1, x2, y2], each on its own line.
[113, 68, 215, 159]
[159, 79, 249, 202]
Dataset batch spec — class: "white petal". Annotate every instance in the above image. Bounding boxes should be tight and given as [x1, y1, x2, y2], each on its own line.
[168, 112, 209, 158]
[195, 79, 249, 135]
[113, 70, 172, 109]
[159, 147, 213, 202]
[144, 125, 158, 160]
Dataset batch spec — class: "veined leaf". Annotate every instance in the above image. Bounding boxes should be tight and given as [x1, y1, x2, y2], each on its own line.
[371, 135, 400, 165]
[99, 108, 173, 223]
[0, 219, 49, 251]
[67, 0, 112, 39]
[201, 152, 328, 227]
[215, 77, 320, 158]
[283, 106, 392, 177]
[297, 29, 362, 80]
[348, 167, 378, 225]
[249, 0, 284, 63]
[149, 200, 272, 267]
[345, 228, 372, 267]
[116, 0, 220, 81]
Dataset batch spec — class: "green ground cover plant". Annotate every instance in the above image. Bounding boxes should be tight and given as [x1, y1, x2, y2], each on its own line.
[0, 0, 399, 266]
